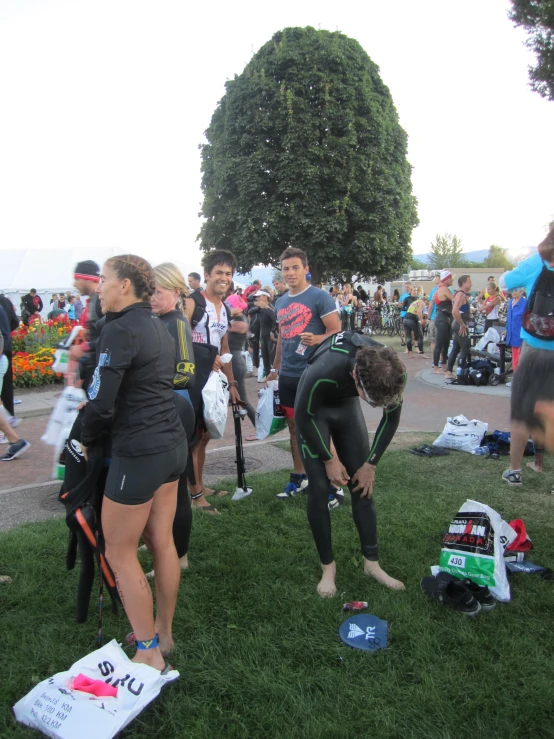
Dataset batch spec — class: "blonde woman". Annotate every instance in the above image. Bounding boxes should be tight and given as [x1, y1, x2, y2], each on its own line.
[340, 283, 357, 330]
[151, 262, 197, 561]
[479, 282, 502, 331]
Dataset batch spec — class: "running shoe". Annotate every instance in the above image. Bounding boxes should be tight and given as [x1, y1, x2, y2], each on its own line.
[9, 417, 21, 429]
[1, 440, 31, 461]
[0, 433, 8, 445]
[276, 473, 309, 499]
[328, 486, 345, 510]
[502, 469, 522, 486]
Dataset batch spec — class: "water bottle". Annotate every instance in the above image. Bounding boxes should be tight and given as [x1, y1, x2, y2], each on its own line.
[456, 366, 463, 377]
[472, 446, 489, 456]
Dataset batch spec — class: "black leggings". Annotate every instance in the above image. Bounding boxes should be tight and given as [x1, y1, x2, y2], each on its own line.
[0, 350, 14, 416]
[172, 393, 196, 558]
[447, 321, 470, 372]
[433, 312, 452, 367]
[403, 317, 423, 353]
[297, 397, 378, 565]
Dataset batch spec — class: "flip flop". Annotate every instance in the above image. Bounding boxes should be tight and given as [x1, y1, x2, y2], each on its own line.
[245, 434, 257, 442]
[203, 488, 229, 497]
[193, 503, 220, 514]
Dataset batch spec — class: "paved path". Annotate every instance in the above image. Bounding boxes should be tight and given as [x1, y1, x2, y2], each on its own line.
[1, 357, 510, 530]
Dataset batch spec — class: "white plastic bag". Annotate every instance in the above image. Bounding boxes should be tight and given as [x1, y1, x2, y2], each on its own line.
[242, 350, 253, 373]
[52, 326, 84, 374]
[474, 327, 500, 352]
[13, 639, 178, 739]
[257, 352, 265, 382]
[202, 370, 229, 439]
[436, 499, 516, 601]
[433, 414, 488, 454]
[41, 386, 87, 479]
[255, 380, 286, 440]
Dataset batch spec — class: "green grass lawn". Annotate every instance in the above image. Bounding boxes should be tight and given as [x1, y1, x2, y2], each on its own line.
[2, 448, 554, 738]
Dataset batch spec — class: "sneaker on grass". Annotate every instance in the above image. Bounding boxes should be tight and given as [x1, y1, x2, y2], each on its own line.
[502, 469, 522, 486]
[1, 440, 31, 461]
[328, 486, 345, 510]
[277, 473, 309, 499]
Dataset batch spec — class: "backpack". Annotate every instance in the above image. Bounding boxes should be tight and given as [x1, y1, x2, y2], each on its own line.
[522, 261, 554, 340]
[451, 359, 494, 387]
[483, 430, 535, 457]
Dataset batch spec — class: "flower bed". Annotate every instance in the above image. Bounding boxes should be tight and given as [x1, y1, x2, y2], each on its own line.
[12, 348, 61, 387]
[11, 317, 77, 388]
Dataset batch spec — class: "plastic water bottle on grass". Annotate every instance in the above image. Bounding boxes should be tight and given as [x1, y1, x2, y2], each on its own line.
[472, 446, 489, 456]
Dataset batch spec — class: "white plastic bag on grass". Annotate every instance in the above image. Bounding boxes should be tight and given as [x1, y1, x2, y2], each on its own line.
[433, 414, 488, 453]
[436, 499, 516, 601]
[255, 380, 286, 440]
[202, 370, 229, 439]
[13, 639, 178, 739]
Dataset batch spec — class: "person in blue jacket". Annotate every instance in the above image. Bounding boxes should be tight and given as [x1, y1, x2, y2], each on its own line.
[505, 288, 526, 371]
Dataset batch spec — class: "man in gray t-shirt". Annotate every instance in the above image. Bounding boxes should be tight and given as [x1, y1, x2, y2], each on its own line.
[266, 248, 340, 499]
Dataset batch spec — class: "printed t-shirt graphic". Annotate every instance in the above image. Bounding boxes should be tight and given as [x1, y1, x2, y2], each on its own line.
[275, 286, 337, 377]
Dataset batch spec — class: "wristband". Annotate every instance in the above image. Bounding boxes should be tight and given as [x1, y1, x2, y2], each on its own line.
[270, 368, 279, 374]
[229, 381, 238, 387]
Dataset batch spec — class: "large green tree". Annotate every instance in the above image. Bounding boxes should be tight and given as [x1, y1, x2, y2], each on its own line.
[199, 27, 418, 284]
[483, 244, 514, 269]
[509, 0, 554, 100]
[427, 233, 467, 270]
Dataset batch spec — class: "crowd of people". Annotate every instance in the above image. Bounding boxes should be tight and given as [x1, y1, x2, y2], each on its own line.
[1, 225, 554, 671]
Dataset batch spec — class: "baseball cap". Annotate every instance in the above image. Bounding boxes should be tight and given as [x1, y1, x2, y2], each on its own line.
[254, 290, 271, 298]
[439, 270, 452, 281]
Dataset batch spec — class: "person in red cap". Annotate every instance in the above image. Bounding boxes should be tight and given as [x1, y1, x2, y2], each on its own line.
[70, 260, 103, 388]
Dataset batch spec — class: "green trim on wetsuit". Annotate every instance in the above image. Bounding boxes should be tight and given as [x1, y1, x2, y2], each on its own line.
[296, 331, 403, 464]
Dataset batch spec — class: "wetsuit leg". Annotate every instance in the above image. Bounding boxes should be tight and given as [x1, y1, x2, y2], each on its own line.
[173, 473, 192, 558]
[301, 422, 335, 565]
[458, 327, 470, 367]
[330, 399, 378, 561]
[447, 327, 461, 372]
[403, 318, 413, 352]
[433, 313, 451, 366]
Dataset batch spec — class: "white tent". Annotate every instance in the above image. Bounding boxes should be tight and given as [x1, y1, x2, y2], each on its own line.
[0, 247, 124, 316]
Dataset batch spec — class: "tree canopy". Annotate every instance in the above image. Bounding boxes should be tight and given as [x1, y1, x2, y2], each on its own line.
[199, 27, 418, 284]
[509, 0, 554, 100]
[483, 244, 514, 269]
[427, 233, 467, 270]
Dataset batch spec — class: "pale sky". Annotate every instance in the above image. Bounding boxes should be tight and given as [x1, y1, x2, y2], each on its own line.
[1, 0, 553, 277]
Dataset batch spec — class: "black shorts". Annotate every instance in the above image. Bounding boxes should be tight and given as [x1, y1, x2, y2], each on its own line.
[279, 374, 301, 419]
[105, 441, 187, 505]
[511, 343, 554, 430]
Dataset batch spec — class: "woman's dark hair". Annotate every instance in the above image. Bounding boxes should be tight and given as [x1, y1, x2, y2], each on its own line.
[105, 255, 156, 300]
[201, 249, 236, 276]
[355, 347, 406, 406]
[279, 246, 308, 267]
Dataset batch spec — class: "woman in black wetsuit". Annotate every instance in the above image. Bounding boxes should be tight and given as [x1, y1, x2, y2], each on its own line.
[295, 331, 407, 598]
[401, 287, 426, 357]
[432, 271, 454, 373]
[151, 262, 196, 573]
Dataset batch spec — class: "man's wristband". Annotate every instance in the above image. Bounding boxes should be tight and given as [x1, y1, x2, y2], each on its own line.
[270, 368, 279, 375]
[229, 381, 238, 387]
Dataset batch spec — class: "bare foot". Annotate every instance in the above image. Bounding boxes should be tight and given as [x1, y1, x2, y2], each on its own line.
[526, 461, 544, 473]
[131, 647, 166, 671]
[191, 494, 220, 514]
[445, 372, 454, 379]
[364, 559, 405, 590]
[317, 562, 337, 598]
[155, 628, 175, 656]
[203, 487, 229, 497]
[432, 367, 443, 374]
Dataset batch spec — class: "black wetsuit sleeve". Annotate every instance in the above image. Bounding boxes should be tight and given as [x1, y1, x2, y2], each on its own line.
[165, 314, 195, 389]
[81, 322, 135, 446]
[367, 400, 402, 465]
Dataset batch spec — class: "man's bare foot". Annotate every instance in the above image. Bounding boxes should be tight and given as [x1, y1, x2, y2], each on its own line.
[317, 562, 337, 598]
[364, 559, 405, 590]
[155, 628, 175, 656]
[191, 494, 220, 514]
[526, 461, 544, 473]
[445, 372, 454, 379]
[203, 487, 229, 497]
[432, 367, 443, 374]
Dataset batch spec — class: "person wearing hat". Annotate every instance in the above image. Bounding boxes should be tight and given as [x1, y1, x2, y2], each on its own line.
[253, 287, 277, 380]
[70, 260, 103, 388]
[432, 270, 455, 373]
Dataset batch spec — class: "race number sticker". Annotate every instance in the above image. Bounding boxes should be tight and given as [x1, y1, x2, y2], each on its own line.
[447, 554, 466, 568]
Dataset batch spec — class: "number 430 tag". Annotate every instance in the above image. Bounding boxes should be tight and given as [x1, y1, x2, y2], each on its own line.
[447, 554, 466, 568]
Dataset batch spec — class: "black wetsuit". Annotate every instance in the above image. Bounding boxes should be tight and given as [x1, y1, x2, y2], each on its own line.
[295, 331, 403, 565]
[447, 293, 471, 372]
[433, 294, 453, 367]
